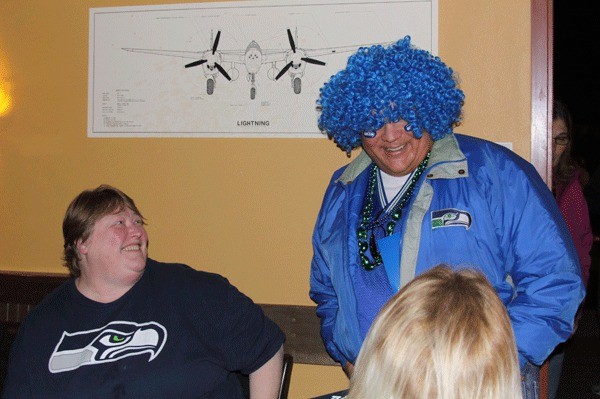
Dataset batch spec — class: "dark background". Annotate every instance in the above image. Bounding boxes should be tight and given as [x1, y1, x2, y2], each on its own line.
[554, 3, 600, 398]
[554, 0, 600, 173]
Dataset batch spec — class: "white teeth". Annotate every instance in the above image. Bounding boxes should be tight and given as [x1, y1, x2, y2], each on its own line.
[386, 144, 406, 152]
[122, 245, 140, 251]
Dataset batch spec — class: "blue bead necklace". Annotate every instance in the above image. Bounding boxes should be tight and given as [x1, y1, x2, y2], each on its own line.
[357, 152, 431, 271]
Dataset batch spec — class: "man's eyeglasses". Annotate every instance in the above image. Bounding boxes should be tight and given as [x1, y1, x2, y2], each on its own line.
[553, 135, 570, 145]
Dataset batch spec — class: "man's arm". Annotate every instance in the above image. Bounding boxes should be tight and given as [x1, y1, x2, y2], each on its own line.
[504, 162, 586, 366]
[309, 229, 348, 366]
[249, 345, 284, 399]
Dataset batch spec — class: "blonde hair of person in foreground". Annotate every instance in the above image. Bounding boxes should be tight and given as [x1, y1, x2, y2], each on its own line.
[347, 265, 523, 399]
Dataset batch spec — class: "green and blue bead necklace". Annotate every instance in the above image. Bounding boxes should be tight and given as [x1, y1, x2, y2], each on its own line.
[357, 152, 431, 270]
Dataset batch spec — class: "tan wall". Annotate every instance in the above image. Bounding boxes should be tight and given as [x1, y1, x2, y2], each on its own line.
[0, 1, 531, 397]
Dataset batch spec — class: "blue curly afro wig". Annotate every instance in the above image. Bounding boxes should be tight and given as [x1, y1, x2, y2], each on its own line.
[317, 36, 465, 154]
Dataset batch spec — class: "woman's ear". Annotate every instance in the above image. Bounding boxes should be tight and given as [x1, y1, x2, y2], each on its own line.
[76, 239, 88, 255]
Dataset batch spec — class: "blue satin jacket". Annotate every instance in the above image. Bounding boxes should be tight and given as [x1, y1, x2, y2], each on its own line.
[310, 133, 585, 368]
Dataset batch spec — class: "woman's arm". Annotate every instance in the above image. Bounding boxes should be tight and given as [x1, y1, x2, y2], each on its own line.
[249, 344, 284, 399]
[558, 175, 593, 286]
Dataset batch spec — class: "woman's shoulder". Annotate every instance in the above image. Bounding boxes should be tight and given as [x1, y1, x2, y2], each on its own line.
[145, 258, 233, 295]
[14, 279, 74, 338]
[562, 168, 587, 196]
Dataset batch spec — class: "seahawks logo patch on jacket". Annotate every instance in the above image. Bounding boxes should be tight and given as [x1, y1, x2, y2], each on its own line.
[431, 208, 472, 230]
[48, 321, 167, 373]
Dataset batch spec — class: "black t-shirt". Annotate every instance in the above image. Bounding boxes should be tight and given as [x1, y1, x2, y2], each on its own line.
[2, 259, 285, 398]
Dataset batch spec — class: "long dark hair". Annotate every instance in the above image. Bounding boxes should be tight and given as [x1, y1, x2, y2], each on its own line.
[552, 99, 578, 187]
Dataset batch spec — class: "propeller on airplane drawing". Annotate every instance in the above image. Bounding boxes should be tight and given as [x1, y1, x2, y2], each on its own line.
[275, 29, 326, 80]
[184, 31, 231, 81]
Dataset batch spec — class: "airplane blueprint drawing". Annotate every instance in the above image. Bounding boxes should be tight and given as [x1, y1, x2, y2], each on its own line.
[122, 28, 377, 101]
[88, 0, 437, 138]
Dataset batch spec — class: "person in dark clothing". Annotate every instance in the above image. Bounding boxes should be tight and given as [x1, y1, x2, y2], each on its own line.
[2, 185, 285, 399]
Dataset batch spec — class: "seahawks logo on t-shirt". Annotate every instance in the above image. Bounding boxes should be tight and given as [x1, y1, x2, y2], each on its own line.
[48, 321, 167, 373]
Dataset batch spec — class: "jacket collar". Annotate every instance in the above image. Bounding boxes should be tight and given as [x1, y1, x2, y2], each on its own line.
[336, 133, 467, 184]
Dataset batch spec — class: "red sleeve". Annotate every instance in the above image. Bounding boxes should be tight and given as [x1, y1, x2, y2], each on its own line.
[556, 174, 593, 286]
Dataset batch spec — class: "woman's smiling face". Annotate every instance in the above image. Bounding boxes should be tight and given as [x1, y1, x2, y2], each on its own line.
[77, 207, 148, 286]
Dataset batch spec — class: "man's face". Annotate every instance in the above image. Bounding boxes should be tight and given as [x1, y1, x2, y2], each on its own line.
[77, 207, 148, 285]
[361, 120, 433, 176]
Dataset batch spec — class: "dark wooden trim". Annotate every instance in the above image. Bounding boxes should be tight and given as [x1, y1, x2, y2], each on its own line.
[261, 304, 337, 366]
[0, 271, 68, 325]
[531, 0, 553, 188]
[0, 271, 68, 304]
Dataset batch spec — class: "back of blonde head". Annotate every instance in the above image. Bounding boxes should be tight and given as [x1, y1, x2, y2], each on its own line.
[348, 265, 522, 399]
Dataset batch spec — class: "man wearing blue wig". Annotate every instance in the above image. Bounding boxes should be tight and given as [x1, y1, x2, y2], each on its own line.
[309, 36, 585, 398]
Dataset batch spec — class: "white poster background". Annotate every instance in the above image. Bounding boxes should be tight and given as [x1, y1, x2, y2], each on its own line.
[88, 0, 437, 137]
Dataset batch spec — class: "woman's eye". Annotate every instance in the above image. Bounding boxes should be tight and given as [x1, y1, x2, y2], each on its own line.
[404, 123, 413, 132]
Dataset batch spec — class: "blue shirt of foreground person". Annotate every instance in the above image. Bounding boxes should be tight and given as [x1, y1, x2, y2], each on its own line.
[309, 36, 585, 393]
